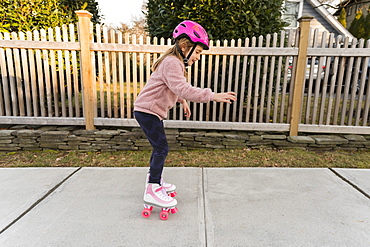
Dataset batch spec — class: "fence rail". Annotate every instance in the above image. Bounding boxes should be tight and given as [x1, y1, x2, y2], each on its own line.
[0, 11, 369, 135]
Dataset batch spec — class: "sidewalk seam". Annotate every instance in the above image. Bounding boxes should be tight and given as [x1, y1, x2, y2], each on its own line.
[0, 167, 82, 235]
[329, 168, 370, 200]
[201, 167, 208, 247]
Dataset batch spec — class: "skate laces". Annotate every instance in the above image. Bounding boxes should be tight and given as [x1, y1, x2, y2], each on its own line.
[154, 186, 171, 200]
[161, 179, 172, 187]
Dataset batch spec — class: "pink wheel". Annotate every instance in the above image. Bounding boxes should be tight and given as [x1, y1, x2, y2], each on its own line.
[170, 207, 178, 214]
[142, 208, 151, 218]
[168, 191, 177, 197]
[160, 210, 169, 220]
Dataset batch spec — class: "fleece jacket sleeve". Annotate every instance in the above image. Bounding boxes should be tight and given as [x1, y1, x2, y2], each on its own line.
[162, 57, 214, 103]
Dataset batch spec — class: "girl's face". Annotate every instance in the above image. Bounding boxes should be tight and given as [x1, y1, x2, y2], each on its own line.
[182, 45, 204, 66]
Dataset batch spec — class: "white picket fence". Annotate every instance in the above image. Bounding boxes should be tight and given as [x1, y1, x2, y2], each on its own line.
[0, 16, 370, 134]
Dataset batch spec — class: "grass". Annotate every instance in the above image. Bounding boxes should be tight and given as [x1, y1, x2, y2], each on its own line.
[1, 149, 370, 169]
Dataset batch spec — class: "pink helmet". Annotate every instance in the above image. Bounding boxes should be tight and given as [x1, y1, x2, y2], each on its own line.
[173, 20, 209, 50]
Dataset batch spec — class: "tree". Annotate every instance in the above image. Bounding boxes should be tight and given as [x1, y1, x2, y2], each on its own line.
[145, 0, 288, 40]
[349, 8, 370, 40]
[0, 0, 102, 33]
[338, 8, 346, 28]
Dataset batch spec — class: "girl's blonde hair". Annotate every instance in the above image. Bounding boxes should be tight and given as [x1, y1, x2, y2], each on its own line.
[151, 37, 194, 72]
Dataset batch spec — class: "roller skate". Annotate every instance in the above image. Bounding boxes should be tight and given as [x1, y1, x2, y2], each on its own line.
[145, 174, 177, 197]
[142, 183, 178, 220]
[161, 178, 177, 197]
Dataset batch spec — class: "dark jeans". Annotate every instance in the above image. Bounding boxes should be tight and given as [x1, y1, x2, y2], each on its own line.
[134, 111, 168, 184]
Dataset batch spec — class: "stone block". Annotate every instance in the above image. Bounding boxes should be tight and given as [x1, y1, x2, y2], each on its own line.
[38, 138, 67, 143]
[19, 143, 39, 148]
[16, 130, 42, 137]
[311, 135, 348, 145]
[224, 134, 249, 140]
[94, 130, 120, 137]
[41, 131, 70, 138]
[262, 135, 287, 140]
[249, 135, 263, 141]
[205, 132, 224, 138]
[288, 136, 315, 144]
[73, 129, 97, 136]
[0, 139, 13, 144]
[13, 138, 36, 144]
[180, 132, 204, 137]
[0, 130, 16, 137]
[343, 135, 367, 143]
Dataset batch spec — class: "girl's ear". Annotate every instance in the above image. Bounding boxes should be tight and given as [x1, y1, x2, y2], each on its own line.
[180, 43, 187, 52]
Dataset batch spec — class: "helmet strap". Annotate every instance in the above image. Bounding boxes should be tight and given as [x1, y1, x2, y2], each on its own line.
[176, 42, 197, 67]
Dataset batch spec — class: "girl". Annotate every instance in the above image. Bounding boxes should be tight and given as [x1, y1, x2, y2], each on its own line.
[134, 20, 236, 210]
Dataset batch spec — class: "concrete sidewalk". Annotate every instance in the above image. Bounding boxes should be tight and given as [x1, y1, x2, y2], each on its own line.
[0, 167, 369, 247]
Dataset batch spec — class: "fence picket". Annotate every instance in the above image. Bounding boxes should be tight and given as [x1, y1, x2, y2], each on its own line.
[318, 33, 334, 124]
[62, 25, 73, 117]
[253, 36, 263, 123]
[118, 31, 125, 118]
[340, 39, 356, 125]
[34, 30, 47, 117]
[305, 29, 319, 124]
[355, 40, 370, 125]
[4, 32, 18, 116]
[259, 34, 270, 123]
[125, 33, 131, 118]
[333, 37, 349, 125]
[103, 26, 111, 118]
[55, 27, 66, 117]
[273, 31, 284, 123]
[19, 32, 32, 116]
[246, 37, 256, 123]
[40, 29, 53, 117]
[96, 25, 105, 118]
[70, 24, 80, 117]
[233, 39, 242, 122]
[139, 36, 145, 92]
[199, 53, 206, 121]
[47, 28, 59, 117]
[348, 39, 364, 125]
[266, 33, 277, 123]
[225, 39, 235, 121]
[12, 32, 25, 116]
[212, 40, 220, 122]
[326, 36, 342, 125]
[0, 33, 10, 116]
[90, 23, 97, 118]
[286, 29, 299, 123]
[27, 32, 39, 117]
[238, 38, 249, 122]
[362, 40, 370, 126]
[206, 40, 214, 122]
[110, 29, 118, 118]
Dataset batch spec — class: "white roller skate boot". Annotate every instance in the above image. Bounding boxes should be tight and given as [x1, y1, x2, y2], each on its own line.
[142, 183, 178, 220]
[161, 178, 177, 197]
[145, 174, 177, 197]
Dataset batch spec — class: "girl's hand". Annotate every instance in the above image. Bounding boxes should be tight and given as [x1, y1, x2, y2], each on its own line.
[182, 100, 191, 119]
[213, 92, 237, 103]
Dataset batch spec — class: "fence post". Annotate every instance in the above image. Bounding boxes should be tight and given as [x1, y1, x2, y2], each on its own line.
[289, 16, 313, 136]
[76, 10, 95, 130]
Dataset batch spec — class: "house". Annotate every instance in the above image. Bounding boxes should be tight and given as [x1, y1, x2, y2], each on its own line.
[334, 0, 370, 28]
[283, 0, 354, 40]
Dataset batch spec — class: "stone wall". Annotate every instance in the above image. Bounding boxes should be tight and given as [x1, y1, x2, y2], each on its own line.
[0, 125, 370, 152]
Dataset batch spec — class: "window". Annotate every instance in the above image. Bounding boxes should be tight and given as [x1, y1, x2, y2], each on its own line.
[282, 0, 304, 28]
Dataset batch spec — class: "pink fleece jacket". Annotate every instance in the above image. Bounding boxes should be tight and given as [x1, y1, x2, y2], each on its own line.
[134, 55, 214, 119]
